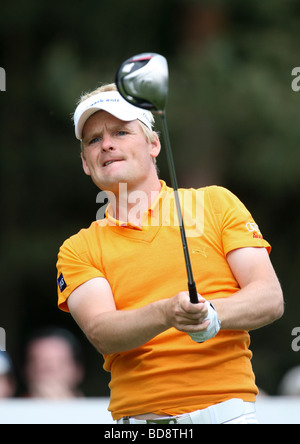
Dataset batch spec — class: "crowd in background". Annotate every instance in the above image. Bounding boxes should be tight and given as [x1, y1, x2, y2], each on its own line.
[0, 326, 299, 399]
[0, 327, 85, 399]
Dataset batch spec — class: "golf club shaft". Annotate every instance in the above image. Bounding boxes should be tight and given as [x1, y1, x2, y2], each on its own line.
[159, 112, 199, 304]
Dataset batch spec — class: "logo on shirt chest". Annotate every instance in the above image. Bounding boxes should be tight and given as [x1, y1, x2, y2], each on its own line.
[192, 247, 208, 258]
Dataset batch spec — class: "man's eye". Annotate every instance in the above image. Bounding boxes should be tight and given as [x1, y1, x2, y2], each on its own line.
[117, 131, 127, 136]
[89, 137, 101, 144]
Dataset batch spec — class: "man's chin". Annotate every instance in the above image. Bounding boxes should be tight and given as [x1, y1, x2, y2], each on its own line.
[93, 176, 130, 193]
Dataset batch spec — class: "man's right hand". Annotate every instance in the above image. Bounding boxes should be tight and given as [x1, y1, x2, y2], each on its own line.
[164, 292, 210, 334]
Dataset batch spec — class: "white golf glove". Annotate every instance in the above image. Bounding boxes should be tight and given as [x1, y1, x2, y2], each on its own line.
[188, 301, 221, 343]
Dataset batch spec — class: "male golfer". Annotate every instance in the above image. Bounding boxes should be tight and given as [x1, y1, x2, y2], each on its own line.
[57, 83, 284, 424]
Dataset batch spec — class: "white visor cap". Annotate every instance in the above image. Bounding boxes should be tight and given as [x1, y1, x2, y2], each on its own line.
[74, 91, 154, 140]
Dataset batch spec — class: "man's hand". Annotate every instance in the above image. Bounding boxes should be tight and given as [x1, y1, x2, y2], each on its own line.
[164, 292, 210, 333]
[187, 301, 221, 343]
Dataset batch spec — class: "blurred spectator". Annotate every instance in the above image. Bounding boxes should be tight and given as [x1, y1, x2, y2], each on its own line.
[278, 366, 300, 396]
[0, 351, 16, 398]
[22, 327, 85, 399]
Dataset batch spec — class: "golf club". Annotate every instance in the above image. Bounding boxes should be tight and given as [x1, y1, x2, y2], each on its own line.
[116, 53, 198, 304]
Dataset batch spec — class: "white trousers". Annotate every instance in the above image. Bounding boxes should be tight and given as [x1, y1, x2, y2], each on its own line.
[117, 399, 258, 424]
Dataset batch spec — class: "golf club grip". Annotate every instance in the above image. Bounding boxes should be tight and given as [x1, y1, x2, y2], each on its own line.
[188, 282, 199, 304]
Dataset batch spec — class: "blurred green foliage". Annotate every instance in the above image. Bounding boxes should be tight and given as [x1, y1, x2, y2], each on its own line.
[1, 0, 299, 396]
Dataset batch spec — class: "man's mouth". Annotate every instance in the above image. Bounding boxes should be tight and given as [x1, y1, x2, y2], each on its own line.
[103, 159, 122, 167]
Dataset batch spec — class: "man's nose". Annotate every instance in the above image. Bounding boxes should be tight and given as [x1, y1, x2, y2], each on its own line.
[101, 134, 115, 151]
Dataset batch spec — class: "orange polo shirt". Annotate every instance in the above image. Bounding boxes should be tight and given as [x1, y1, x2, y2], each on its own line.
[57, 181, 270, 420]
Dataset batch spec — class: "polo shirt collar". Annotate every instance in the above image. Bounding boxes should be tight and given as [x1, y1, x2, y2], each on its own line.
[104, 180, 168, 230]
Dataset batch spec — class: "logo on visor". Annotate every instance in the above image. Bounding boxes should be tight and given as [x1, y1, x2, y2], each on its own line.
[90, 98, 120, 107]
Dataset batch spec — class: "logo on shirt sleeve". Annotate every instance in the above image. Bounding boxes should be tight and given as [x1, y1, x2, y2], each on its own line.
[246, 222, 263, 239]
[57, 273, 67, 292]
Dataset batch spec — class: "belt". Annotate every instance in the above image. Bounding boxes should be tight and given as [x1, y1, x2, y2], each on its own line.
[117, 399, 256, 424]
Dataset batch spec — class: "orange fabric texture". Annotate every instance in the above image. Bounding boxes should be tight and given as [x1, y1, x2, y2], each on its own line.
[57, 182, 270, 419]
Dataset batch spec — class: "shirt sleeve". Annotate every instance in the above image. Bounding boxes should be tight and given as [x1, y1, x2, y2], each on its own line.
[56, 233, 105, 312]
[209, 186, 271, 256]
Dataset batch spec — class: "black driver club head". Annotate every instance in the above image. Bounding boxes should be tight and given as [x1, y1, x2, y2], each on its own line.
[116, 53, 169, 113]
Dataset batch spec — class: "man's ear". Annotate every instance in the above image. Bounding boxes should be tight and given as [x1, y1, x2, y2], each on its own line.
[81, 152, 91, 176]
[150, 132, 161, 160]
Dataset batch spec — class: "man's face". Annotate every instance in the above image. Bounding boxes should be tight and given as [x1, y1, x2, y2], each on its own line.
[81, 111, 160, 193]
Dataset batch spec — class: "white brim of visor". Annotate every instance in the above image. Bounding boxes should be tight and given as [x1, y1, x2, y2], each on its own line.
[73, 91, 153, 140]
